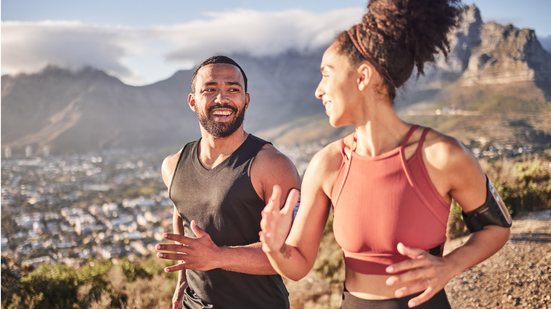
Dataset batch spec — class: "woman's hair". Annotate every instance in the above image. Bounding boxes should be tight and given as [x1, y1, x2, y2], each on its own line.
[335, 0, 463, 99]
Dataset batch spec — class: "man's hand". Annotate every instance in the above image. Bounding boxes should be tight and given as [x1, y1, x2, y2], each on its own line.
[156, 220, 221, 272]
[259, 185, 299, 254]
[385, 243, 457, 307]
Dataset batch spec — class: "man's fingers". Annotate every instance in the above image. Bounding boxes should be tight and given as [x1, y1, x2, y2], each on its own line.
[156, 244, 186, 252]
[163, 233, 192, 245]
[190, 220, 207, 238]
[281, 188, 300, 214]
[157, 252, 186, 261]
[164, 263, 187, 273]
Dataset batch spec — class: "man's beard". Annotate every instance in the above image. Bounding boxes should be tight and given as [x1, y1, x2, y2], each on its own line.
[197, 104, 246, 138]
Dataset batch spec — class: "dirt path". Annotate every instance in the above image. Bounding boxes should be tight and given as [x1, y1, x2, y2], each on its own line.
[446, 210, 551, 308]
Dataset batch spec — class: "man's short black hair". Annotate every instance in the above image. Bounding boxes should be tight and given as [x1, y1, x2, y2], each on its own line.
[190, 55, 248, 92]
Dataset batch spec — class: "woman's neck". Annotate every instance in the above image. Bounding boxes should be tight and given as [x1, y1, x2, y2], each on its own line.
[352, 100, 410, 157]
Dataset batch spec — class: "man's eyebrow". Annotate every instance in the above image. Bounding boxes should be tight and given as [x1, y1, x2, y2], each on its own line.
[203, 81, 243, 87]
[226, 81, 243, 87]
[203, 81, 218, 87]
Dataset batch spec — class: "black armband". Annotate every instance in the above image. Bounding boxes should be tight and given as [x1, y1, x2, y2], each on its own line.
[462, 176, 512, 232]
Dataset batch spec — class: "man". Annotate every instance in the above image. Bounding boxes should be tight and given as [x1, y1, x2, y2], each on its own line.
[155, 56, 300, 309]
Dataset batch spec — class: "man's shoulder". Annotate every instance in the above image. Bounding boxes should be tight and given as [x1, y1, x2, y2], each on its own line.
[255, 143, 295, 171]
[161, 148, 186, 187]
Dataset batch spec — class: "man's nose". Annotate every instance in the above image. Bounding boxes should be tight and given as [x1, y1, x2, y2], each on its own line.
[215, 91, 229, 104]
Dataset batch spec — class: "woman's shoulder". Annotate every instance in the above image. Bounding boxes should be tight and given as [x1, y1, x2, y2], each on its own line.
[315, 134, 353, 161]
[422, 128, 478, 172]
[309, 134, 352, 172]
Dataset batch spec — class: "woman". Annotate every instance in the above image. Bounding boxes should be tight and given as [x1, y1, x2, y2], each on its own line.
[259, 0, 511, 308]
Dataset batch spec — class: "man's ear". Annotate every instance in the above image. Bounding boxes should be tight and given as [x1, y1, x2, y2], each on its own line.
[357, 63, 373, 91]
[187, 93, 196, 112]
[244, 93, 250, 109]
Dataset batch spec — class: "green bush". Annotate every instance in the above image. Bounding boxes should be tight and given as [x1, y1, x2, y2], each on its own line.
[1, 256, 176, 309]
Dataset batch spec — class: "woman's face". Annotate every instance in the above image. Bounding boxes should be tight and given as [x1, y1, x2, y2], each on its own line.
[315, 43, 359, 127]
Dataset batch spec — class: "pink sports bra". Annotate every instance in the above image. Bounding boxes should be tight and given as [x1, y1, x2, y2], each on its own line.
[331, 126, 450, 275]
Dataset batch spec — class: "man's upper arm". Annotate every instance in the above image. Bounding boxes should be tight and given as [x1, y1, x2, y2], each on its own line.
[161, 151, 181, 189]
[253, 145, 301, 205]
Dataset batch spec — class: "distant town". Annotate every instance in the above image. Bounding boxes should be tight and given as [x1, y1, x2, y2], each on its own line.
[0, 137, 542, 268]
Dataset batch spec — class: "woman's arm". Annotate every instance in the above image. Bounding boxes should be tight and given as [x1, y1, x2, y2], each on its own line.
[260, 146, 337, 281]
[386, 135, 511, 307]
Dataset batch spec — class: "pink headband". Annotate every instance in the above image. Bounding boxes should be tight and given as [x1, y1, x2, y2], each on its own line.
[346, 25, 396, 88]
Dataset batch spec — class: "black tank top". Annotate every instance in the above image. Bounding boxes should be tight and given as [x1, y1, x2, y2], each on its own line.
[169, 134, 289, 309]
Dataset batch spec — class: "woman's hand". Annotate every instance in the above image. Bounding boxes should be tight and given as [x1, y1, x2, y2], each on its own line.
[259, 185, 300, 254]
[385, 243, 458, 307]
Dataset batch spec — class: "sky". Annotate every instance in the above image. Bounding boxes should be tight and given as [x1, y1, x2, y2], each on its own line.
[2, 0, 550, 86]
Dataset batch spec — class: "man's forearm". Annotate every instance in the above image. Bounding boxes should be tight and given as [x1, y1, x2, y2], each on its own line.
[216, 242, 277, 275]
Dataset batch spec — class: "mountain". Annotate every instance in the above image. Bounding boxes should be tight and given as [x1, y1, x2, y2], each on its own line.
[2, 66, 198, 155]
[1, 49, 326, 156]
[2, 5, 550, 156]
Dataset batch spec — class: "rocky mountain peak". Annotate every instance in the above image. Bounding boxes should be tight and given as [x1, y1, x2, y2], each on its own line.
[443, 4, 483, 72]
[460, 21, 551, 87]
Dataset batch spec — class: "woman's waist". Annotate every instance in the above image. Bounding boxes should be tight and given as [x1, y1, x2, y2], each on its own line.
[341, 244, 443, 274]
[344, 266, 399, 300]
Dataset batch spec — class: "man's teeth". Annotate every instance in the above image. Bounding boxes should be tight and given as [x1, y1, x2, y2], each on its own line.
[212, 110, 233, 116]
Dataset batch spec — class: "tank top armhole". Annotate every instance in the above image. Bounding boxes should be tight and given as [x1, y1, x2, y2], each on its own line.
[414, 127, 451, 214]
[331, 138, 352, 207]
[245, 136, 270, 203]
[246, 137, 270, 177]
[168, 146, 187, 201]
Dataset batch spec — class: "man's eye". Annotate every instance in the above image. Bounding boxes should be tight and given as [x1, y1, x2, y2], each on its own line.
[228, 88, 240, 92]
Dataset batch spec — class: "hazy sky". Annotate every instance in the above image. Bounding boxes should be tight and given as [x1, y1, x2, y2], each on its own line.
[2, 0, 550, 85]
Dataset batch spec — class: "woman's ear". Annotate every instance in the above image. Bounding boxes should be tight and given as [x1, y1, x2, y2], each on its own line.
[357, 63, 373, 91]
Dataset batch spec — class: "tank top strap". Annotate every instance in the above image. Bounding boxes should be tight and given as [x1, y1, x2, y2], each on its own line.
[415, 127, 431, 155]
[237, 134, 270, 159]
[339, 137, 352, 160]
[400, 125, 419, 148]
[339, 138, 346, 156]
[332, 137, 353, 206]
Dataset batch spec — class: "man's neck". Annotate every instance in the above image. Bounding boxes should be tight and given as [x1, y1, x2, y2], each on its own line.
[198, 129, 248, 169]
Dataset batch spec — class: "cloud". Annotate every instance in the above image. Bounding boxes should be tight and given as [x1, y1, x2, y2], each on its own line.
[1, 8, 363, 85]
[1, 21, 141, 80]
[160, 8, 362, 64]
